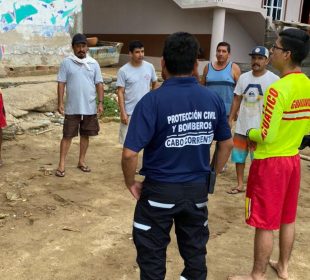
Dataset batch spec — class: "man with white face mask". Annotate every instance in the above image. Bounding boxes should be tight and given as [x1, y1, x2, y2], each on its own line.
[55, 33, 104, 177]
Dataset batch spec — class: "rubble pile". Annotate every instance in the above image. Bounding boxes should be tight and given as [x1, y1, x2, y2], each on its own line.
[1, 72, 119, 140]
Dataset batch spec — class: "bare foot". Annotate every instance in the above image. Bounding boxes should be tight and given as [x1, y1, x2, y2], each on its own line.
[269, 260, 288, 279]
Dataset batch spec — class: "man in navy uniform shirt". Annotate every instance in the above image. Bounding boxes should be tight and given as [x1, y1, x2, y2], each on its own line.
[122, 32, 233, 280]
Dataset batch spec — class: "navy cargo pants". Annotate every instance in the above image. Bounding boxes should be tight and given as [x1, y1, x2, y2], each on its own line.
[133, 179, 209, 280]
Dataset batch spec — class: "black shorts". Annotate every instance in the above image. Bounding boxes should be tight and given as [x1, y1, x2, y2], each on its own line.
[63, 114, 99, 138]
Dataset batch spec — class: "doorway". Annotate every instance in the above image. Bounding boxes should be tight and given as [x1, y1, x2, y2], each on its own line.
[301, 0, 310, 24]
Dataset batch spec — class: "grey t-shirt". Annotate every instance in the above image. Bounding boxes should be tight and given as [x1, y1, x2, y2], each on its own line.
[57, 57, 103, 115]
[116, 61, 157, 115]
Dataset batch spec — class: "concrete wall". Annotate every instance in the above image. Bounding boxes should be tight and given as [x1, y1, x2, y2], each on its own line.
[0, 0, 82, 67]
[84, 0, 264, 64]
[83, 0, 214, 61]
[83, 0, 213, 34]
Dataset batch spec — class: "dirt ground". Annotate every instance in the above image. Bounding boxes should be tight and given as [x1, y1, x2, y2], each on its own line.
[0, 69, 310, 279]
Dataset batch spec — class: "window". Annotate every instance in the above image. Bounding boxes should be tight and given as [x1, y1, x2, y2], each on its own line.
[263, 0, 285, 20]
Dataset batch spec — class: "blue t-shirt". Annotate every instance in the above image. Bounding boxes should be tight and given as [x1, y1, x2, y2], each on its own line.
[124, 77, 231, 183]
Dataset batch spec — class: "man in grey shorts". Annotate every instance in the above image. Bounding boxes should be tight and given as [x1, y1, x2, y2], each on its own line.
[116, 40, 158, 145]
[55, 33, 104, 177]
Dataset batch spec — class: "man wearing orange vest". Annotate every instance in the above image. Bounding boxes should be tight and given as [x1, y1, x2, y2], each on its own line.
[228, 28, 310, 280]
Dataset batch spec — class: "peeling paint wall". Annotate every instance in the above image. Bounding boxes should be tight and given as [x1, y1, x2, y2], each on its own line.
[0, 0, 82, 67]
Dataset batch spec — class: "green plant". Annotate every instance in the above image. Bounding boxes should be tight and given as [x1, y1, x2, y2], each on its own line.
[102, 96, 119, 117]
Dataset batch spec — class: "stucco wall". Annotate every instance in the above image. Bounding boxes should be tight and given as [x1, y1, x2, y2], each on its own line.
[0, 0, 82, 66]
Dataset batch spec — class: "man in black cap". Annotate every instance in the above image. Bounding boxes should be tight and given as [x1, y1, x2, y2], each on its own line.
[55, 33, 104, 177]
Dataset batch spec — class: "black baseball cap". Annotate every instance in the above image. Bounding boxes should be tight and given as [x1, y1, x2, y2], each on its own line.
[72, 33, 87, 45]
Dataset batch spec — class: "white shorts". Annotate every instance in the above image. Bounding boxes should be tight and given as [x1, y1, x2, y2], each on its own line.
[119, 115, 131, 145]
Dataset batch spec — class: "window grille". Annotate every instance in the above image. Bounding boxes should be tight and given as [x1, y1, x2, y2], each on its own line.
[263, 0, 285, 20]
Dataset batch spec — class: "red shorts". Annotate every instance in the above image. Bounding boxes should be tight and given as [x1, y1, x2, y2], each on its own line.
[0, 93, 7, 128]
[245, 155, 300, 230]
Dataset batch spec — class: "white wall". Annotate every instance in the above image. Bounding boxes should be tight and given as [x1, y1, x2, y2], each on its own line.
[223, 13, 257, 63]
[174, 0, 264, 12]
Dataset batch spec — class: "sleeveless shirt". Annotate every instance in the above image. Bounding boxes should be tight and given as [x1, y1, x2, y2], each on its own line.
[206, 61, 235, 116]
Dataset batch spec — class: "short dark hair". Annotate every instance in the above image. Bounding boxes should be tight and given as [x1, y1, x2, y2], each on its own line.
[217, 41, 231, 53]
[129, 40, 144, 52]
[279, 28, 310, 66]
[162, 32, 199, 75]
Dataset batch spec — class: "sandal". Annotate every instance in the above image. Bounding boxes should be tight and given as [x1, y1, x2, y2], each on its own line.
[227, 188, 245, 194]
[55, 169, 65, 177]
[77, 165, 91, 172]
